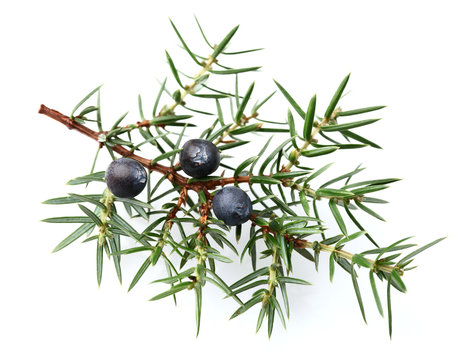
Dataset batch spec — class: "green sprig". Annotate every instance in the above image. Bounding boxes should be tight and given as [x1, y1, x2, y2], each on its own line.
[40, 17, 445, 339]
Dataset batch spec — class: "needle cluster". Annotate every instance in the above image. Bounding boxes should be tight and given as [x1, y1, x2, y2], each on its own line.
[40, 18, 444, 338]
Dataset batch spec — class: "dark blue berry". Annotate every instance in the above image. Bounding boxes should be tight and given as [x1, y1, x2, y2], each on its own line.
[179, 139, 220, 178]
[105, 158, 147, 198]
[212, 186, 253, 226]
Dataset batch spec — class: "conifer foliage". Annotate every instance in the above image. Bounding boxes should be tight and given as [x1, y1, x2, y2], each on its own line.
[40, 18, 444, 337]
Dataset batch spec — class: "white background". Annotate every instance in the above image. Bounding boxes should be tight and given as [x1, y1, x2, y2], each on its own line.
[1, 0, 465, 359]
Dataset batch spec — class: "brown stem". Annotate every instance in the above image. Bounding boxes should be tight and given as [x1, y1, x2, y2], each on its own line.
[168, 186, 188, 220]
[197, 199, 211, 243]
[38, 105, 252, 192]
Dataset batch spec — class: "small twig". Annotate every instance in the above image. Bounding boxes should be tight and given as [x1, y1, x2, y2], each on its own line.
[168, 186, 188, 221]
[98, 188, 114, 246]
[283, 109, 339, 171]
[197, 196, 211, 242]
[262, 244, 280, 306]
[251, 219, 402, 275]
[165, 57, 216, 116]
[213, 113, 258, 145]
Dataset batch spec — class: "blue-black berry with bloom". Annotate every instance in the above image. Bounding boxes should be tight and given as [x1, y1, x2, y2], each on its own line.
[105, 158, 147, 198]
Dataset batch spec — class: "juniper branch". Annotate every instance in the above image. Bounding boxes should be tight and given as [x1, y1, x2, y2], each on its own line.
[39, 19, 445, 338]
[283, 108, 340, 171]
[250, 217, 401, 275]
[212, 113, 259, 145]
[163, 56, 216, 116]
[38, 105, 251, 191]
